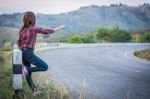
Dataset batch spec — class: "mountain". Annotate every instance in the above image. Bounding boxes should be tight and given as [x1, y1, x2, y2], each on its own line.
[0, 3, 150, 33]
[0, 27, 18, 47]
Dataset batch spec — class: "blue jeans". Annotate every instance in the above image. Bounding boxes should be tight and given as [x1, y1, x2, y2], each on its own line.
[22, 48, 48, 91]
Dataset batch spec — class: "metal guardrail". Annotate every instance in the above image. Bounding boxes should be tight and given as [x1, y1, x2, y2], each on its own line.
[35, 43, 150, 51]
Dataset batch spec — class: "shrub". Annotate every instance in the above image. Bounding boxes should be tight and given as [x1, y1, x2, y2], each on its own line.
[81, 34, 97, 43]
[144, 32, 150, 42]
[134, 49, 150, 61]
[96, 27, 111, 41]
[2, 42, 13, 51]
[68, 34, 83, 43]
[96, 27, 132, 42]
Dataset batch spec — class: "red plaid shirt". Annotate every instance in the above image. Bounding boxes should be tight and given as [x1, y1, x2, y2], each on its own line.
[17, 26, 54, 49]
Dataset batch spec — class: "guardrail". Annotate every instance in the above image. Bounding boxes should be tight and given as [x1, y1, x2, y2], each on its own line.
[35, 43, 150, 51]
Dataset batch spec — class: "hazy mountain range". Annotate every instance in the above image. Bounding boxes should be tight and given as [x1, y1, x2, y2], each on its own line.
[0, 3, 150, 33]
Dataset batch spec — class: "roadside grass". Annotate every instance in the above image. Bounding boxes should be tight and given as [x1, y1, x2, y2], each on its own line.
[134, 49, 150, 61]
[0, 50, 70, 99]
[0, 50, 12, 99]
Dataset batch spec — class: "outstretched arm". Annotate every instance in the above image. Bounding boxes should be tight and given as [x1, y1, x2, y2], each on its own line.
[35, 27, 54, 34]
[35, 25, 65, 34]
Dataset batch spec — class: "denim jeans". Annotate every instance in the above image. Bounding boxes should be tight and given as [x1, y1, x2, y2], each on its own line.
[22, 48, 48, 91]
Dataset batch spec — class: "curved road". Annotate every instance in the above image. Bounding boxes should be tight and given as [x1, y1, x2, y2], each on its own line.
[40, 44, 150, 99]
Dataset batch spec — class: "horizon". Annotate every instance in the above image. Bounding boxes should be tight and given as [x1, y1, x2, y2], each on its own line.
[0, 0, 150, 14]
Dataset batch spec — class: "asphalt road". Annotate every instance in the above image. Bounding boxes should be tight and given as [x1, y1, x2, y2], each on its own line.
[40, 44, 150, 99]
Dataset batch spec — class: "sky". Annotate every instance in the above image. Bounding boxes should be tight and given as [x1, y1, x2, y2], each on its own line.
[0, 0, 150, 14]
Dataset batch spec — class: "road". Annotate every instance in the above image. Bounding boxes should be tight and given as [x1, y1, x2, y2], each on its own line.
[39, 44, 150, 99]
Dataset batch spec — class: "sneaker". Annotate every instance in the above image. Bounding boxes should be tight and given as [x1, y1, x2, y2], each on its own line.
[22, 66, 28, 76]
[33, 88, 42, 96]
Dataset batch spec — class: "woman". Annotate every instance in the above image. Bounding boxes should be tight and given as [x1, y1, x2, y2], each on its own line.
[17, 11, 64, 96]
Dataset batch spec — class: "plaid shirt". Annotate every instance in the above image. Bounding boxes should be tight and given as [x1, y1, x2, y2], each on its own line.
[17, 26, 54, 49]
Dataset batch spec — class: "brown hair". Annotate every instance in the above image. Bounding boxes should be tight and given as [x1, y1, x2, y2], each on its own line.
[22, 11, 36, 29]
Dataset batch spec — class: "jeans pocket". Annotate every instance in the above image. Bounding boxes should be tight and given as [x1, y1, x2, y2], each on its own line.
[23, 51, 33, 61]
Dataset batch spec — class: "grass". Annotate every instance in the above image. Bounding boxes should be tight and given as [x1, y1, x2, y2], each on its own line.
[134, 49, 150, 61]
[0, 50, 70, 99]
[0, 50, 12, 98]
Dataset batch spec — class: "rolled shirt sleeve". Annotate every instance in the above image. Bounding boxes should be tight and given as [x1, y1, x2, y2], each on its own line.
[34, 27, 54, 34]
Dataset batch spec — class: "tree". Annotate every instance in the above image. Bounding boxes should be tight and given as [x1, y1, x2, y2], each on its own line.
[111, 27, 132, 42]
[81, 34, 96, 43]
[68, 34, 83, 43]
[96, 27, 132, 42]
[144, 32, 150, 42]
[96, 27, 112, 41]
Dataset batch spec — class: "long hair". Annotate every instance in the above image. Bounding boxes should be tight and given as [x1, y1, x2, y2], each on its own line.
[22, 11, 36, 29]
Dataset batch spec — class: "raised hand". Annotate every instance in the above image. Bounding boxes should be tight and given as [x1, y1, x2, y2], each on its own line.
[54, 25, 65, 32]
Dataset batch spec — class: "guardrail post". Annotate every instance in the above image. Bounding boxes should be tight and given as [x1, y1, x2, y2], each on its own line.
[12, 44, 22, 94]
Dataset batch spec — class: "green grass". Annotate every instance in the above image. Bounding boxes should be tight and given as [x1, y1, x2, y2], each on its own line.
[0, 51, 12, 98]
[0, 50, 70, 99]
[134, 49, 150, 61]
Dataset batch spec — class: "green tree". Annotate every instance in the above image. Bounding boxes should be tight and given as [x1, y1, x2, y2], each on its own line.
[68, 34, 83, 43]
[144, 32, 150, 42]
[96, 27, 112, 41]
[96, 27, 132, 42]
[81, 34, 96, 43]
[111, 27, 132, 42]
